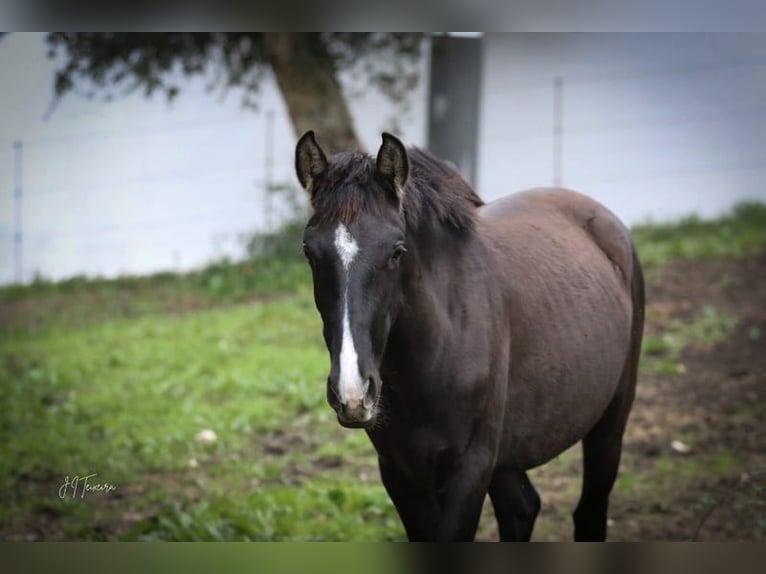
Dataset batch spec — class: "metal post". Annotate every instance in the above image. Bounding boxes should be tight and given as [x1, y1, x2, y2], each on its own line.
[427, 35, 483, 185]
[265, 110, 275, 232]
[13, 140, 23, 283]
[553, 76, 564, 188]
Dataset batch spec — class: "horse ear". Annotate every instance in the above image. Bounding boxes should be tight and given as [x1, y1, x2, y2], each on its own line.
[295, 130, 328, 195]
[376, 132, 409, 203]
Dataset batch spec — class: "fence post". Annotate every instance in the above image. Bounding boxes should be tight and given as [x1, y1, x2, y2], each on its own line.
[553, 76, 564, 188]
[264, 110, 275, 233]
[13, 139, 23, 283]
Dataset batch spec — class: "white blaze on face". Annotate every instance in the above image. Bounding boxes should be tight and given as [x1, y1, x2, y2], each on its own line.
[334, 224, 365, 404]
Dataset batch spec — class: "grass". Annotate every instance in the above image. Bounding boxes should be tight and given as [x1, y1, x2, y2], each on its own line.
[0, 288, 403, 540]
[0, 202, 764, 540]
[631, 201, 766, 267]
[0, 256, 311, 337]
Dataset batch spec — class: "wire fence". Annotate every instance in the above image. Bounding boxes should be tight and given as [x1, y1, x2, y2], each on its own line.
[3, 56, 766, 285]
[0, 108, 305, 284]
[477, 53, 766, 222]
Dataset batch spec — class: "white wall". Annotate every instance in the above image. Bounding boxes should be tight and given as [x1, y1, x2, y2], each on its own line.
[478, 34, 766, 225]
[5, 34, 766, 284]
[0, 34, 429, 284]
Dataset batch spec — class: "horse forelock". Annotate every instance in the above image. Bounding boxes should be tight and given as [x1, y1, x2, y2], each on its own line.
[310, 152, 385, 225]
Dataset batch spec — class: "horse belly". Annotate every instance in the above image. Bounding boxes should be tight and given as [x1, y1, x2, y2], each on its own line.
[506, 324, 630, 469]
[502, 244, 633, 469]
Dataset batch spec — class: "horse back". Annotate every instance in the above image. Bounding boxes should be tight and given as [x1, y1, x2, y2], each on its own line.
[481, 188, 635, 284]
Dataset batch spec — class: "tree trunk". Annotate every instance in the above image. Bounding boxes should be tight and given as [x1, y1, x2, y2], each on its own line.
[264, 33, 364, 154]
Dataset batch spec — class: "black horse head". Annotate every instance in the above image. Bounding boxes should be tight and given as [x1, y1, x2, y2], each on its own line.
[296, 132, 410, 428]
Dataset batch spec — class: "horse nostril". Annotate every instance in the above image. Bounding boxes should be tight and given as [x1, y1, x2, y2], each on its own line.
[327, 378, 341, 410]
[362, 376, 376, 409]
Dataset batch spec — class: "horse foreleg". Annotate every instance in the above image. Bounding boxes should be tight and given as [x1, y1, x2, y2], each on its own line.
[378, 456, 440, 541]
[488, 467, 541, 541]
[432, 451, 494, 541]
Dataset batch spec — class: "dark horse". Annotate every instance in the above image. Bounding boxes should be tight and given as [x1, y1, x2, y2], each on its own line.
[295, 131, 644, 541]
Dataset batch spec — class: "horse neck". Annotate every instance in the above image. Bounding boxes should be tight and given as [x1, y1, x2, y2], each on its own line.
[384, 225, 493, 379]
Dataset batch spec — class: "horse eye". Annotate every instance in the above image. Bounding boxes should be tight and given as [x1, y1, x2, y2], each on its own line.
[390, 242, 407, 266]
[302, 242, 313, 263]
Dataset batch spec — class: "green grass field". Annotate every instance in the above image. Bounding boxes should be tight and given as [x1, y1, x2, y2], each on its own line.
[1, 285, 404, 540]
[630, 201, 766, 266]
[1, 201, 764, 540]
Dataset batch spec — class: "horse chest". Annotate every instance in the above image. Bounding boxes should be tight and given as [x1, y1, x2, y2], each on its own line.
[369, 426, 457, 490]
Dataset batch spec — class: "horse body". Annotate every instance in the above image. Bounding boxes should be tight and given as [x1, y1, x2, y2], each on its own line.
[483, 189, 636, 469]
[295, 132, 644, 541]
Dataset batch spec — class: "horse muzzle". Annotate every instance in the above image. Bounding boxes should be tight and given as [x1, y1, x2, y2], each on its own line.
[327, 374, 380, 428]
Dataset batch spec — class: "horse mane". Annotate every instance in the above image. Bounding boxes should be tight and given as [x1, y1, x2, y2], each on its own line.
[309, 147, 484, 233]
